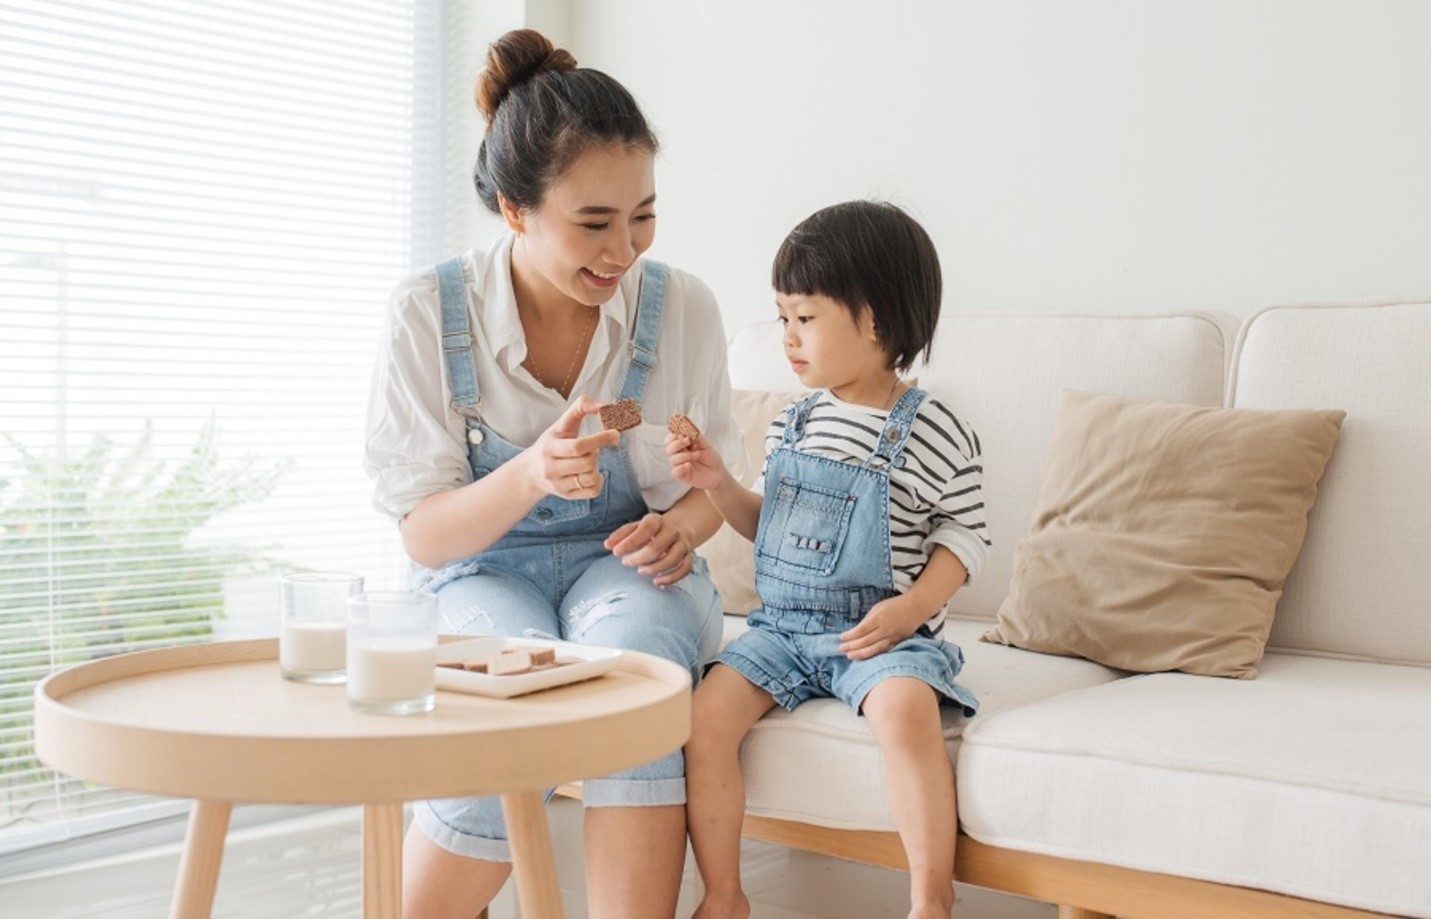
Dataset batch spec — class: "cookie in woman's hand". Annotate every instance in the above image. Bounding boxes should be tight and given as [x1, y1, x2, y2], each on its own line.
[599, 398, 642, 432]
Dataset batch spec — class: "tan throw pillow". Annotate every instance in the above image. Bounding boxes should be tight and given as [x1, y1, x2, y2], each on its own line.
[984, 391, 1345, 678]
[702, 389, 804, 615]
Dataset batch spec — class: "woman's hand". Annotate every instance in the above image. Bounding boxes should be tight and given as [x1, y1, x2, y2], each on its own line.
[604, 512, 695, 586]
[838, 594, 935, 661]
[523, 395, 621, 501]
[666, 431, 730, 492]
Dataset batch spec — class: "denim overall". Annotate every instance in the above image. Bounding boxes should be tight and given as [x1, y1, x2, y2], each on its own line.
[718, 388, 979, 717]
[412, 256, 724, 862]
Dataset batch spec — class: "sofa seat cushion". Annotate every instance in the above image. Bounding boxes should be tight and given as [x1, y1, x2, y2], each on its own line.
[720, 616, 1126, 830]
[956, 653, 1431, 917]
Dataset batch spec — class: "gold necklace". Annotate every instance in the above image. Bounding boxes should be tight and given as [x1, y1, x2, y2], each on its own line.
[525, 307, 597, 397]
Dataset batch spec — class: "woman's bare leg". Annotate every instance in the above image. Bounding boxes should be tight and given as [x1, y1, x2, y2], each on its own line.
[583, 804, 686, 918]
[401, 822, 511, 919]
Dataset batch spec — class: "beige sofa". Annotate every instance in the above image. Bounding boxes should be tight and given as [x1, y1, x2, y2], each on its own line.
[709, 301, 1431, 919]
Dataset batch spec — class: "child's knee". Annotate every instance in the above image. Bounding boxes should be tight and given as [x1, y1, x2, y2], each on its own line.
[861, 678, 940, 732]
[690, 685, 755, 753]
[689, 697, 739, 750]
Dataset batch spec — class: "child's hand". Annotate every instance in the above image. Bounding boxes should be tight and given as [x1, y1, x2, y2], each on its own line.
[839, 594, 934, 660]
[666, 431, 729, 491]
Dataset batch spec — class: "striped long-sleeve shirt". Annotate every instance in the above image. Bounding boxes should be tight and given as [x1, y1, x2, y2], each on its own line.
[755, 389, 990, 631]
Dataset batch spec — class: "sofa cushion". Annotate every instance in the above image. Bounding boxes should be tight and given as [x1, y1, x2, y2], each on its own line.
[720, 616, 1126, 830]
[957, 653, 1431, 917]
[724, 313, 1232, 620]
[985, 391, 1345, 678]
[1230, 301, 1431, 665]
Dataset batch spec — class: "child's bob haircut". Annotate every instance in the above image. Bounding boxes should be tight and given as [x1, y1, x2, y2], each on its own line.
[771, 200, 942, 373]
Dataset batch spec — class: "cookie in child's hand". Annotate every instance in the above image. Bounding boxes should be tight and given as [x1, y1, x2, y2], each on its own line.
[666, 413, 701, 441]
[599, 398, 642, 432]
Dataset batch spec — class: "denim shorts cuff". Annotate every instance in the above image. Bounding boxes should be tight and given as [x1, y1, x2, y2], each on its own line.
[718, 649, 801, 711]
[412, 800, 512, 863]
[845, 666, 976, 716]
[581, 775, 686, 807]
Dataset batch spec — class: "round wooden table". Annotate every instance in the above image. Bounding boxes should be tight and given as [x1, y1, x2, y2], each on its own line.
[33, 638, 691, 919]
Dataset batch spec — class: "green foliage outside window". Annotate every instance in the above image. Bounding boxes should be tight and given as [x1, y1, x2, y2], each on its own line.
[0, 418, 290, 824]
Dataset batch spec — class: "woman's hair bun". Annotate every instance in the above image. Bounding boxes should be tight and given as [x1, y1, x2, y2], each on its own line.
[475, 29, 577, 120]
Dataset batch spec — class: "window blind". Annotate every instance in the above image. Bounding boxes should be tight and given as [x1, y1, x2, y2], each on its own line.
[0, 0, 424, 852]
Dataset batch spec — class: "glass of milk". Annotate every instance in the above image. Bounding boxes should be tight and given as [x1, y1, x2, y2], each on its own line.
[279, 572, 363, 684]
[345, 590, 438, 715]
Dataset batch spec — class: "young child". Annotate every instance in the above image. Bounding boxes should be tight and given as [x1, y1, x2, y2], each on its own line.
[668, 201, 988, 919]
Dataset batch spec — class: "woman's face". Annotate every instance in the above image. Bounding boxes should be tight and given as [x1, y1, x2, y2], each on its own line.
[506, 143, 657, 308]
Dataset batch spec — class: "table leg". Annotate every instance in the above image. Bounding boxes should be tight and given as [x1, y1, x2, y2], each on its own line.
[501, 791, 564, 919]
[363, 803, 404, 919]
[169, 799, 231, 919]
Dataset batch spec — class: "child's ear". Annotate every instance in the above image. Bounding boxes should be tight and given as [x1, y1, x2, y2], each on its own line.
[858, 306, 881, 344]
[498, 195, 526, 235]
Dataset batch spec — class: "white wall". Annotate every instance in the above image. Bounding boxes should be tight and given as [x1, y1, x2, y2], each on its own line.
[547, 0, 1431, 334]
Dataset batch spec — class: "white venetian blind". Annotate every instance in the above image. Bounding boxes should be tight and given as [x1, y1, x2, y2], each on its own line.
[0, 0, 425, 850]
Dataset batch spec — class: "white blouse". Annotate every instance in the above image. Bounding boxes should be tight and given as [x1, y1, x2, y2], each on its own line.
[365, 235, 742, 522]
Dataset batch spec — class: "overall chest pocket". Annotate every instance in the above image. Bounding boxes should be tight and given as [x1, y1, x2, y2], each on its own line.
[756, 476, 856, 576]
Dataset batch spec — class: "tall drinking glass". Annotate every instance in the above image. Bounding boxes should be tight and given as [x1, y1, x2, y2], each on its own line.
[279, 572, 363, 684]
[346, 590, 438, 715]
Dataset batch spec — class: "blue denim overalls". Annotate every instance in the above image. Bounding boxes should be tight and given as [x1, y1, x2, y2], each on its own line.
[412, 256, 724, 862]
[717, 388, 979, 716]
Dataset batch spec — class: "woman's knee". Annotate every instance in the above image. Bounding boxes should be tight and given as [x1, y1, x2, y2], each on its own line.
[437, 572, 557, 636]
[564, 564, 715, 665]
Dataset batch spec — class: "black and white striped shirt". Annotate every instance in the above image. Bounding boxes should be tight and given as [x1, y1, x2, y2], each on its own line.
[756, 390, 990, 631]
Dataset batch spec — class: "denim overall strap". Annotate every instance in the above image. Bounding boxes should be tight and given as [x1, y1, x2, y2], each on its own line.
[435, 257, 482, 419]
[780, 392, 824, 448]
[867, 387, 928, 469]
[616, 260, 669, 402]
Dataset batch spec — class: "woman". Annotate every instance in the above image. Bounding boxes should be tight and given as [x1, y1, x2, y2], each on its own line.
[363, 28, 740, 919]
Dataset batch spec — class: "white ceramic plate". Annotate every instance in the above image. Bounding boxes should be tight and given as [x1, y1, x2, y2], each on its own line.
[435, 637, 623, 699]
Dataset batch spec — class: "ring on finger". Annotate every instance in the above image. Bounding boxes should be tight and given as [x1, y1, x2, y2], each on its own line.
[576, 472, 592, 489]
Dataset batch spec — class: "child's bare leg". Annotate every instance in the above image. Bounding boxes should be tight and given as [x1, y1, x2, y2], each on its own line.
[861, 677, 957, 919]
[685, 663, 777, 919]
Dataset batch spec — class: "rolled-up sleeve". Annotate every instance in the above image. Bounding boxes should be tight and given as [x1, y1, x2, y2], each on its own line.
[363, 272, 473, 522]
[924, 451, 990, 585]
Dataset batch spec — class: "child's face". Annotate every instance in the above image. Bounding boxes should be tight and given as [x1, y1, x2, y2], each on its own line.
[776, 293, 888, 395]
[503, 143, 658, 308]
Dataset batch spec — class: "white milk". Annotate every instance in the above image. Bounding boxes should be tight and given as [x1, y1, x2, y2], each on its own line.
[279, 620, 347, 674]
[346, 637, 437, 704]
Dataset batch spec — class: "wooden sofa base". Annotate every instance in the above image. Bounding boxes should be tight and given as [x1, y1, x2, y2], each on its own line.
[552, 785, 1395, 917]
[739, 814, 1397, 919]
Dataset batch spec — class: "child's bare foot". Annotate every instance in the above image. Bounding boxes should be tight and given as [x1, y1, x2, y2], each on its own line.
[692, 890, 751, 919]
